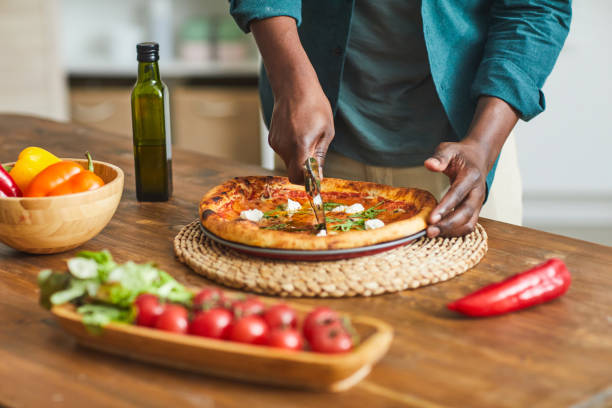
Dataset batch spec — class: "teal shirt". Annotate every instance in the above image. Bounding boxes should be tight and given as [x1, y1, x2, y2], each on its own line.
[230, 0, 571, 194]
[334, 0, 456, 167]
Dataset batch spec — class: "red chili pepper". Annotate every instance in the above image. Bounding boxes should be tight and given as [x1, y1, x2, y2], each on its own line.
[0, 164, 23, 197]
[447, 258, 571, 317]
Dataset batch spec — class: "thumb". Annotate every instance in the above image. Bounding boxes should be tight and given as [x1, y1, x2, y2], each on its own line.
[313, 129, 334, 179]
[313, 149, 326, 179]
[425, 144, 454, 173]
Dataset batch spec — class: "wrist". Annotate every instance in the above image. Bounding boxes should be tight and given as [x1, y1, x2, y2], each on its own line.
[462, 96, 519, 172]
[460, 135, 499, 173]
[273, 69, 322, 103]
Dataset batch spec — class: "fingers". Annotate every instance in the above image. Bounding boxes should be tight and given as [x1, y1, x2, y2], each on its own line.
[283, 131, 331, 185]
[425, 139, 489, 237]
[282, 126, 333, 185]
[283, 160, 302, 185]
[424, 142, 454, 173]
[284, 137, 311, 185]
[267, 90, 334, 185]
[427, 188, 484, 238]
[428, 166, 481, 224]
[314, 127, 335, 178]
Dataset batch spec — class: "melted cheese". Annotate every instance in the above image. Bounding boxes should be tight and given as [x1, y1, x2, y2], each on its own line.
[365, 219, 385, 230]
[240, 209, 264, 222]
[331, 205, 346, 212]
[345, 203, 365, 214]
[286, 198, 301, 214]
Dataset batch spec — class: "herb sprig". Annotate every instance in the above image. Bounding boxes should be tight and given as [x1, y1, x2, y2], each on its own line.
[359, 201, 386, 219]
[326, 217, 366, 232]
[262, 204, 285, 219]
[325, 202, 386, 232]
[261, 223, 288, 230]
[323, 202, 343, 211]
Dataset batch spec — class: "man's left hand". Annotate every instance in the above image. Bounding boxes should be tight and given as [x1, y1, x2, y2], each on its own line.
[424, 140, 489, 238]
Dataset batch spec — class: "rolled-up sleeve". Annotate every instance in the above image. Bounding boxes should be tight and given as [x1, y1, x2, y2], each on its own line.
[471, 0, 571, 121]
[230, 0, 302, 33]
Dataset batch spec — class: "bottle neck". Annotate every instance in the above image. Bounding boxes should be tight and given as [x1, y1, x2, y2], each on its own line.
[137, 61, 161, 82]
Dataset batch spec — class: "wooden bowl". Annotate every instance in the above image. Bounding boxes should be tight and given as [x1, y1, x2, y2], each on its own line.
[0, 159, 124, 254]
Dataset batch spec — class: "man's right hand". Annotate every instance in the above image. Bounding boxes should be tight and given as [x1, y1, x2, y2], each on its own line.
[269, 86, 334, 185]
[251, 17, 334, 184]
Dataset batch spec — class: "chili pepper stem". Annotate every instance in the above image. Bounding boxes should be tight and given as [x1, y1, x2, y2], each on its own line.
[85, 152, 94, 173]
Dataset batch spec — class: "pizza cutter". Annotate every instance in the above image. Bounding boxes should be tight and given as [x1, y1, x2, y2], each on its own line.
[304, 157, 327, 234]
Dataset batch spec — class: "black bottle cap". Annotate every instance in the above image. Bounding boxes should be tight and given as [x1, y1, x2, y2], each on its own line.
[136, 42, 159, 62]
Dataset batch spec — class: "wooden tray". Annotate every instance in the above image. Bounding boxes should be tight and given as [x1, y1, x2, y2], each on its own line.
[51, 300, 393, 392]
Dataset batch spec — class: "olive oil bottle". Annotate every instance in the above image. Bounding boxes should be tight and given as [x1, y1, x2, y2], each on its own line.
[131, 42, 172, 201]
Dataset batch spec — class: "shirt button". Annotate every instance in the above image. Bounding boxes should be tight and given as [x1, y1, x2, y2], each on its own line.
[333, 46, 343, 56]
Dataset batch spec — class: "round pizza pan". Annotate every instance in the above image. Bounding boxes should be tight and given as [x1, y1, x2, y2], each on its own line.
[199, 222, 426, 261]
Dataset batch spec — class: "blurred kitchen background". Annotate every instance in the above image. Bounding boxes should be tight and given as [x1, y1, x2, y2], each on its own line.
[0, 0, 610, 246]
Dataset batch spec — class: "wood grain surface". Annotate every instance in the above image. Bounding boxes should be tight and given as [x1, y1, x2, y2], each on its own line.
[1, 114, 611, 408]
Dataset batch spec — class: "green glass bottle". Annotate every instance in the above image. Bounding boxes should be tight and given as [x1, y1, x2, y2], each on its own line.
[131, 42, 173, 202]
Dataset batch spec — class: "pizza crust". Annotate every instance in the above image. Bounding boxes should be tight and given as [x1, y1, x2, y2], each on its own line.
[200, 176, 437, 250]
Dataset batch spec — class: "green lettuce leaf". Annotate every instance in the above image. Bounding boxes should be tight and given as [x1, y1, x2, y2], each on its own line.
[76, 250, 117, 281]
[77, 304, 135, 333]
[38, 250, 193, 313]
[67, 257, 98, 279]
[38, 270, 70, 310]
[49, 280, 89, 305]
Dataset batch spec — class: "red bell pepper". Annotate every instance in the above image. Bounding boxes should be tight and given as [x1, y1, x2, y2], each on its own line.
[0, 164, 22, 197]
[447, 258, 571, 317]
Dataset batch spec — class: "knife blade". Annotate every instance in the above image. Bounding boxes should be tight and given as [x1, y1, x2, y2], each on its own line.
[303, 157, 327, 234]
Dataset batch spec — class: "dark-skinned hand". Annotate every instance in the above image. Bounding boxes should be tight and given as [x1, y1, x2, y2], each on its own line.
[424, 140, 489, 238]
[268, 87, 334, 185]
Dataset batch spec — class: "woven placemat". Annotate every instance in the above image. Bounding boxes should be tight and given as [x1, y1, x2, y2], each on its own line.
[174, 221, 488, 298]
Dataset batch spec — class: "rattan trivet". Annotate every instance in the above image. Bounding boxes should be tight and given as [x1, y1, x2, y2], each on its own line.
[174, 221, 487, 298]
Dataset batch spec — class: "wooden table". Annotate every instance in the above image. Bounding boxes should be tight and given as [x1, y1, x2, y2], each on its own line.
[1, 114, 611, 408]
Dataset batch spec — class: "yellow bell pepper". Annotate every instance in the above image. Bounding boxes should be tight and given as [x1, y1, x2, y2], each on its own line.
[9, 147, 61, 192]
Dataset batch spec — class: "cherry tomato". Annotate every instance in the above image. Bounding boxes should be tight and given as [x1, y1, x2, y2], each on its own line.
[228, 315, 269, 345]
[154, 304, 189, 334]
[193, 287, 226, 311]
[309, 325, 353, 353]
[302, 307, 340, 341]
[134, 294, 165, 327]
[189, 308, 233, 339]
[267, 328, 304, 351]
[263, 304, 298, 329]
[232, 297, 265, 318]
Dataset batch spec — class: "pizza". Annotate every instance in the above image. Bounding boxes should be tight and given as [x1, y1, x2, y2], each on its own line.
[199, 176, 436, 250]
